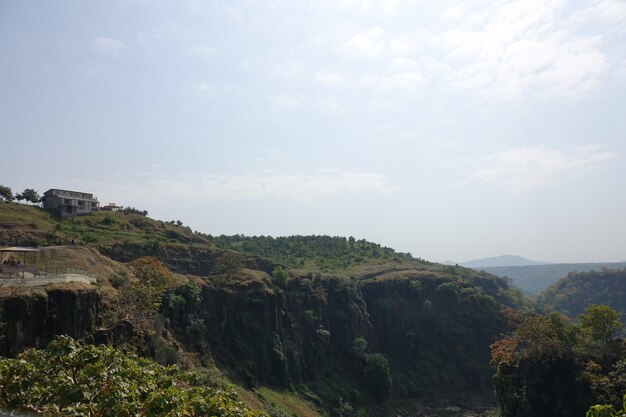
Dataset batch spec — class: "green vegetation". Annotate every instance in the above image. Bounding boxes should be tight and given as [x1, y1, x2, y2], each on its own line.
[587, 394, 626, 417]
[199, 234, 422, 272]
[15, 188, 41, 205]
[491, 305, 626, 417]
[0, 335, 266, 417]
[271, 266, 289, 288]
[0, 185, 14, 202]
[363, 353, 393, 398]
[580, 304, 624, 344]
[538, 268, 626, 318]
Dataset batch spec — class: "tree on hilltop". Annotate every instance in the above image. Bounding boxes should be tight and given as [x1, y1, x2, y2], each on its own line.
[0, 185, 14, 202]
[20, 188, 41, 205]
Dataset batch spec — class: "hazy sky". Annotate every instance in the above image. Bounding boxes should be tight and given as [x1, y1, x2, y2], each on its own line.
[1, 0, 625, 263]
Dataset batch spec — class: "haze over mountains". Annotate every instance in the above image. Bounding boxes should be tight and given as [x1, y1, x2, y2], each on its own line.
[456, 255, 549, 268]
[450, 254, 626, 295]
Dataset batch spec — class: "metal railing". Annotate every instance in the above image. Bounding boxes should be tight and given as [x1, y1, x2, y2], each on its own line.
[0, 267, 93, 279]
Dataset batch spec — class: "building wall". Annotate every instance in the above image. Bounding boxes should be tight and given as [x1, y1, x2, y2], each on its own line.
[43, 190, 98, 217]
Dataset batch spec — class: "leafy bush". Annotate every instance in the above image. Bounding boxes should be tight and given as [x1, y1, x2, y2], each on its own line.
[272, 267, 289, 288]
[0, 336, 267, 417]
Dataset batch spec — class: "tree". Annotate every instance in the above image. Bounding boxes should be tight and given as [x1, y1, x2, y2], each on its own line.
[587, 394, 626, 417]
[271, 266, 289, 288]
[353, 337, 368, 355]
[0, 185, 13, 202]
[20, 188, 40, 204]
[363, 353, 393, 398]
[218, 251, 245, 279]
[579, 304, 623, 344]
[115, 257, 174, 333]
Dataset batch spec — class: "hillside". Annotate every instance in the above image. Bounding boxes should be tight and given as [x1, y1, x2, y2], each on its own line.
[538, 268, 626, 317]
[0, 202, 534, 416]
[478, 262, 626, 294]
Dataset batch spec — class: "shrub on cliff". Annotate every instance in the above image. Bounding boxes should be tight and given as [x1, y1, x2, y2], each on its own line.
[363, 353, 393, 399]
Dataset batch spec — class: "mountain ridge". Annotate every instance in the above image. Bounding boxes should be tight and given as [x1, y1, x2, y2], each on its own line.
[458, 254, 550, 268]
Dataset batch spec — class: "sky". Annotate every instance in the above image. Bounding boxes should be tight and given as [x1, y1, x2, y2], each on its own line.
[1, 0, 625, 264]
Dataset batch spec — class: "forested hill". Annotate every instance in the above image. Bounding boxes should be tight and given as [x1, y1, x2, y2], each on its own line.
[199, 234, 423, 272]
[478, 262, 626, 294]
[538, 268, 626, 317]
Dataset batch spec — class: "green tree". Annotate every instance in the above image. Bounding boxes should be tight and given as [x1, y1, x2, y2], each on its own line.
[363, 353, 392, 398]
[0, 185, 14, 202]
[271, 266, 289, 288]
[20, 188, 41, 204]
[115, 257, 174, 333]
[579, 304, 623, 344]
[218, 251, 245, 279]
[353, 337, 368, 355]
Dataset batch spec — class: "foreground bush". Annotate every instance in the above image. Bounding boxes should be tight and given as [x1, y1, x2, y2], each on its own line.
[0, 336, 267, 417]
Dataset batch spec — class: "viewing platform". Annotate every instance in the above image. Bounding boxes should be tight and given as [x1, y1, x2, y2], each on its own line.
[0, 246, 96, 287]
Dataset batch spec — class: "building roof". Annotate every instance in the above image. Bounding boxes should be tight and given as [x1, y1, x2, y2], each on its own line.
[44, 189, 97, 200]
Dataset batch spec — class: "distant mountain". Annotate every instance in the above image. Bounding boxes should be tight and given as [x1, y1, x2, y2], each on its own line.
[479, 262, 626, 295]
[460, 255, 549, 268]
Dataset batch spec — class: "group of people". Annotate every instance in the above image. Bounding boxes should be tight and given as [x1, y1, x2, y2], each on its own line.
[2, 256, 22, 268]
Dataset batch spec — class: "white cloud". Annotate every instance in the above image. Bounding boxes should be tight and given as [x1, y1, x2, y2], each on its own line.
[189, 45, 215, 58]
[271, 61, 309, 80]
[362, 71, 427, 93]
[341, 27, 387, 59]
[94, 37, 125, 52]
[441, 4, 467, 21]
[271, 94, 300, 109]
[435, 0, 610, 100]
[81, 171, 394, 203]
[313, 0, 403, 13]
[470, 145, 618, 191]
[315, 72, 346, 86]
[571, 0, 626, 29]
[191, 81, 237, 95]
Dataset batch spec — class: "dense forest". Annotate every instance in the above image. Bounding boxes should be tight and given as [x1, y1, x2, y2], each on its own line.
[538, 268, 626, 317]
[491, 305, 626, 417]
[199, 233, 421, 272]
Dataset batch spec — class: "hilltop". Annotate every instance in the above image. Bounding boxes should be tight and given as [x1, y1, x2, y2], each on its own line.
[538, 268, 626, 317]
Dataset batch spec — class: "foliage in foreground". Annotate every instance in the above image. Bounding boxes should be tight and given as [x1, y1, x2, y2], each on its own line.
[491, 305, 626, 417]
[0, 336, 267, 417]
[587, 394, 626, 417]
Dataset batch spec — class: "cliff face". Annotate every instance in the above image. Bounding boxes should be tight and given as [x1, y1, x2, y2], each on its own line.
[165, 272, 511, 406]
[101, 242, 279, 276]
[361, 276, 508, 400]
[1, 287, 99, 355]
[174, 276, 376, 387]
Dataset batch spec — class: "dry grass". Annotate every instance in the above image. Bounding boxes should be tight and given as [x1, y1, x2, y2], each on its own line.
[256, 387, 322, 417]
